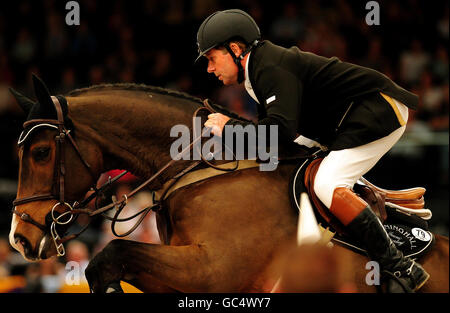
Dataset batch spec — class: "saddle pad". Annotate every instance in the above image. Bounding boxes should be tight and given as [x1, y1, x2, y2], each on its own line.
[333, 223, 434, 259]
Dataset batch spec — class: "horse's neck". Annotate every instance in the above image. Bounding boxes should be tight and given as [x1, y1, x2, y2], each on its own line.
[67, 92, 199, 188]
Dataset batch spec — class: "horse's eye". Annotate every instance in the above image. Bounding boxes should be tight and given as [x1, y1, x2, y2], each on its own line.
[32, 147, 51, 162]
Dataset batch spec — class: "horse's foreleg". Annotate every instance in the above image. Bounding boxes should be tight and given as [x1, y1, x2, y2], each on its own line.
[85, 239, 213, 293]
[124, 272, 178, 293]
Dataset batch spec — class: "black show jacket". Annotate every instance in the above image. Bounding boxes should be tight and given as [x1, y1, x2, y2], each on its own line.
[224, 41, 417, 150]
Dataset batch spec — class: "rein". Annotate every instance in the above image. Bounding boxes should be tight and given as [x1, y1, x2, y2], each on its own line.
[12, 97, 238, 256]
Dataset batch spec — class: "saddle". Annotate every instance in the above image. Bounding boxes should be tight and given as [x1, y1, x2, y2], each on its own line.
[291, 158, 435, 259]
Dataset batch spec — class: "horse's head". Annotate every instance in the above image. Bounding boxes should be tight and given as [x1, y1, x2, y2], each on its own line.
[9, 75, 102, 261]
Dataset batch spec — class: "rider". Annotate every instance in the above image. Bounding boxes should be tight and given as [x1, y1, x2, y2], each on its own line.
[195, 9, 429, 293]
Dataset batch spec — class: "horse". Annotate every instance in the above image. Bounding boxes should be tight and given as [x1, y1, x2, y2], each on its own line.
[8, 75, 449, 293]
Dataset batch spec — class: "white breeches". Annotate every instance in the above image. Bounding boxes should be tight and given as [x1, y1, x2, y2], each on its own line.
[313, 98, 409, 208]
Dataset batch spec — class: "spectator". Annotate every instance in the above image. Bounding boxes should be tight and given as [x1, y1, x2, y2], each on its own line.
[59, 67, 77, 93]
[0, 13, 5, 51]
[39, 257, 65, 293]
[431, 45, 449, 84]
[23, 263, 42, 292]
[359, 37, 385, 72]
[0, 238, 12, 278]
[436, 8, 449, 40]
[88, 65, 105, 85]
[44, 12, 68, 61]
[58, 240, 91, 292]
[269, 2, 305, 47]
[0, 52, 14, 84]
[65, 240, 90, 279]
[11, 28, 36, 65]
[400, 40, 430, 86]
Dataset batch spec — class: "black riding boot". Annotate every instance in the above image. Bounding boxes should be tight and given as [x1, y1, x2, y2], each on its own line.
[347, 207, 430, 293]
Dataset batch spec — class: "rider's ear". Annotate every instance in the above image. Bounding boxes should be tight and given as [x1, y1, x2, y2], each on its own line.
[32, 74, 55, 116]
[9, 88, 36, 114]
[229, 42, 243, 57]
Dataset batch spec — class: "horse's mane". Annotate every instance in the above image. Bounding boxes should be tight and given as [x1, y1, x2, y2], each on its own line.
[66, 83, 204, 105]
[66, 83, 249, 122]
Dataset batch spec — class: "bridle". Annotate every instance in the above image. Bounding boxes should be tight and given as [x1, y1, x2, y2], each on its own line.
[12, 96, 98, 256]
[12, 96, 238, 257]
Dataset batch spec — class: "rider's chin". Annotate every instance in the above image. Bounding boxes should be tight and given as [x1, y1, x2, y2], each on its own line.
[221, 77, 230, 85]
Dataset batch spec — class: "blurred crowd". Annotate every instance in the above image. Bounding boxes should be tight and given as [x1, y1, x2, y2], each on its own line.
[0, 0, 448, 292]
[0, 173, 159, 293]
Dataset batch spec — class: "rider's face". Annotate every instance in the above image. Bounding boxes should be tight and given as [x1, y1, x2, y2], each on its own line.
[205, 48, 238, 85]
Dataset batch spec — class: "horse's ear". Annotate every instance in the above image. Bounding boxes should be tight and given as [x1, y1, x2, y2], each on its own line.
[9, 88, 36, 114]
[31, 74, 54, 111]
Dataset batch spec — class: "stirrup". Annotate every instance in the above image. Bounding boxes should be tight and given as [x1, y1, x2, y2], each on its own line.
[381, 260, 429, 293]
[381, 270, 415, 293]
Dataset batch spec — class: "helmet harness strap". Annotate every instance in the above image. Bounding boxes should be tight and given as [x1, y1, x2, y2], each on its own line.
[224, 40, 259, 84]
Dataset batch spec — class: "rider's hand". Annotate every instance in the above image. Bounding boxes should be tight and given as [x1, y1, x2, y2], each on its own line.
[204, 113, 230, 137]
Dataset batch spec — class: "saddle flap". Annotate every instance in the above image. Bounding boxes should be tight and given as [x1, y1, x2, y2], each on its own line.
[303, 158, 348, 236]
[353, 183, 387, 222]
[358, 177, 426, 200]
[357, 177, 429, 213]
[386, 197, 425, 210]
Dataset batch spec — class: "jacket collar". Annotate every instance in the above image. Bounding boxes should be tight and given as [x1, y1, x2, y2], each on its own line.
[244, 51, 259, 104]
[245, 41, 267, 110]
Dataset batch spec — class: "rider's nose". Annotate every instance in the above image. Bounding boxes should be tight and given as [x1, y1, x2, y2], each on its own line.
[207, 62, 215, 73]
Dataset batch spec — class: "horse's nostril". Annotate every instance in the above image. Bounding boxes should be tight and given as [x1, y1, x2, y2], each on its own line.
[14, 236, 22, 246]
[14, 234, 31, 254]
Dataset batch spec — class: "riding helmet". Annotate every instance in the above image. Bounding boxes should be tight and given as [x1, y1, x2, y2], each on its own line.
[195, 9, 261, 63]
